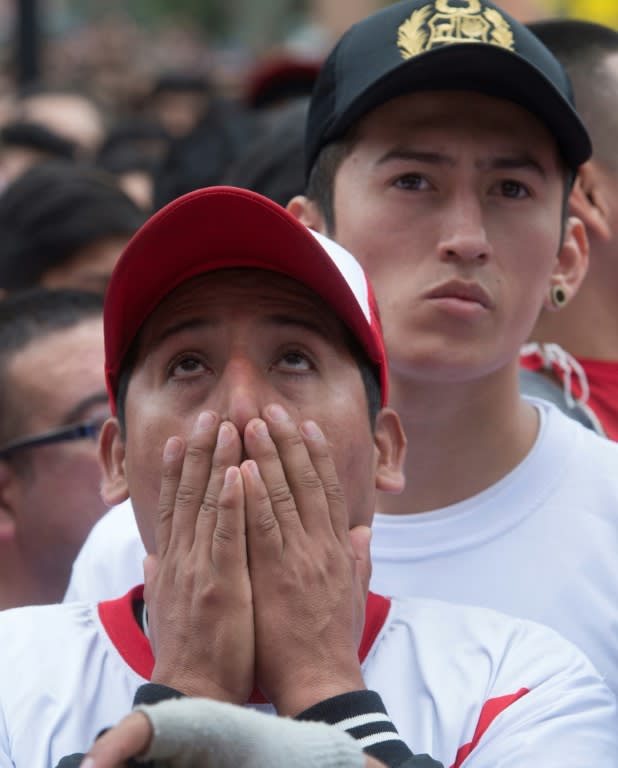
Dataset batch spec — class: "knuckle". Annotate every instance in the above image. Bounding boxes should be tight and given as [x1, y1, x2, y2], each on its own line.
[296, 467, 322, 491]
[255, 510, 279, 537]
[174, 481, 199, 508]
[200, 489, 220, 515]
[213, 523, 236, 545]
[322, 479, 345, 503]
[268, 482, 295, 509]
[185, 443, 207, 462]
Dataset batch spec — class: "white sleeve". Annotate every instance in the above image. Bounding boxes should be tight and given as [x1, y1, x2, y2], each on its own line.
[459, 623, 618, 767]
[136, 697, 366, 768]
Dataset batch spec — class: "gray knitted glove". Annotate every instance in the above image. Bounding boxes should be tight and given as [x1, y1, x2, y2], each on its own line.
[136, 697, 366, 768]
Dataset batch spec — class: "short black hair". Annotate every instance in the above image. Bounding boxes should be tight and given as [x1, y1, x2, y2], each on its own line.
[0, 288, 104, 445]
[305, 130, 359, 235]
[527, 20, 618, 171]
[0, 160, 145, 292]
[0, 121, 77, 160]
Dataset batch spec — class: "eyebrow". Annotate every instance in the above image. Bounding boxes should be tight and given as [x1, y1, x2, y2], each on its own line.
[376, 148, 547, 178]
[62, 391, 110, 425]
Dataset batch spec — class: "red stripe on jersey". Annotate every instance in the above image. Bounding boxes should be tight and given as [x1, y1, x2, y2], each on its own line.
[450, 688, 529, 768]
[98, 587, 392, 698]
[98, 584, 153, 679]
[360, 591, 391, 660]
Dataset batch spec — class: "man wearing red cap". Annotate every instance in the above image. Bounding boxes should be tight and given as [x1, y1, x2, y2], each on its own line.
[0, 187, 614, 768]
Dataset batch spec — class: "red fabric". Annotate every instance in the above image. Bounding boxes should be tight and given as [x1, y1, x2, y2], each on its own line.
[578, 359, 618, 441]
[520, 350, 618, 441]
[450, 688, 529, 768]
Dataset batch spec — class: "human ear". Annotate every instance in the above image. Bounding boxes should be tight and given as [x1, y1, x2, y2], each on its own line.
[569, 163, 612, 242]
[543, 215, 589, 312]
[287, 195, 328, 234]
[373, 408, 406, 494]
[98, 417, 129, 506]
[0, 462, 17, 543]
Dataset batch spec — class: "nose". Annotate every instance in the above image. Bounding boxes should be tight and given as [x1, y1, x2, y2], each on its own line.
[437, 193, 492, 264]
[211, 357, 270, 437]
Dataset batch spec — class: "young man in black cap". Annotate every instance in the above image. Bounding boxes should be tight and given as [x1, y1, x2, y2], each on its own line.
[0, 187, 615, 768]
[289, 0, 618, 701]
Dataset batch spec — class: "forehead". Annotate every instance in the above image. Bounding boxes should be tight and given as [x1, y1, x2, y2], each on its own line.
[8, 318, 105, 420]
[137, 268, 351, 350]
[355, 90, 561, 161]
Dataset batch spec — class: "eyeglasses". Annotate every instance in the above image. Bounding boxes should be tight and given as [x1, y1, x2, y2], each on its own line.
[0, 419, 105, 461]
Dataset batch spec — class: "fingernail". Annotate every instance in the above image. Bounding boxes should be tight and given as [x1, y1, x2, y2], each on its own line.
[194, 411, 216, 434]
[80, 759, 95, 768]
[217, 424, 232, 447]
[266, 403, 289, 422]
[163, 436, 182, 460]
[300, 420, 323, 440]
[244, 459, 260, 480]
[253, 419, 269, 438]
[224, 465, 240, 487]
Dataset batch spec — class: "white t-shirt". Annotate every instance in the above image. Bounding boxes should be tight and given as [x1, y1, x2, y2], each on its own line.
[2, 587, 616, 768]
[370, 398, 618, 698]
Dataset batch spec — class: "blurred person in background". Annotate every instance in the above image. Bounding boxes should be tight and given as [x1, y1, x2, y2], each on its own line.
[520, 20, 618, 440]
[0, 289, 109, 609]
[152, 97, 255, 210]
[0, 121, 76, 194]
[96, 117, 171, 212]
[0, 160, 145, 295]
[244, 54, 321, 111]
[222, 96, 308, 207]
[141, 72, 213, 140]
[16, 86, 106, 160]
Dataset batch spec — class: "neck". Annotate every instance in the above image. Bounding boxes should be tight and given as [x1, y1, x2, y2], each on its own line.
[379, 360, 539, 515]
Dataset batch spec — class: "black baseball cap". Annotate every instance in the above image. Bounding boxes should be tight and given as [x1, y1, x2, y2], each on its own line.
[305, 0, 592, 179]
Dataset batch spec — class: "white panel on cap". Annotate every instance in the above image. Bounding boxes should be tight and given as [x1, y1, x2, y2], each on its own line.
[309, 229, 372, 323]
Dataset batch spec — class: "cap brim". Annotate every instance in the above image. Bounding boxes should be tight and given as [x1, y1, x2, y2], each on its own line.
[329, 43, 591, 172]
[104, 186, 386, 407]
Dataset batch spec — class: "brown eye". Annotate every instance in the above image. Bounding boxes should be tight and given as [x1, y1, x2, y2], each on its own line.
[500, 180, 528, 198]
[394, 173, 428, 191]
[280, 352, 310, 370]
[170, 356, 206, 378]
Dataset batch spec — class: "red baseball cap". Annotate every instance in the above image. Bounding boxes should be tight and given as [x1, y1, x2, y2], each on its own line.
[104, 185, 388, 412]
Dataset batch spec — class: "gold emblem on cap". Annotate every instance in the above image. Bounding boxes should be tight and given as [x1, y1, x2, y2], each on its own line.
[397, 0, 514, 58]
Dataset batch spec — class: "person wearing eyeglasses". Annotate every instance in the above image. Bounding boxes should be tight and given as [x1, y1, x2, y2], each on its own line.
[0, 288, 110, 610]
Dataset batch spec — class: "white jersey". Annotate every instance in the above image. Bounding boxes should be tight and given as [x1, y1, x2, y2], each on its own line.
[1, 588, 616, 768]
[370, 398, 618, 698]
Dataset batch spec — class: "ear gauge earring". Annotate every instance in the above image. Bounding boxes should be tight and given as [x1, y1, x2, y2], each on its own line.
[550, 284, 568, 309]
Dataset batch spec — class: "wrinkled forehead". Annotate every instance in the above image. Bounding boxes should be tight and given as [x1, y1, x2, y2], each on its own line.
[133, 267, 352, 354]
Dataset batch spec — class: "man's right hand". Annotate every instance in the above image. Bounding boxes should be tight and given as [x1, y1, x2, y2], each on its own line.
[144, 410, 254, 704]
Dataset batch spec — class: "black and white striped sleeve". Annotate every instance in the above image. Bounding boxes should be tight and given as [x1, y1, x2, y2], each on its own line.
[295, 690, 443, 768]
